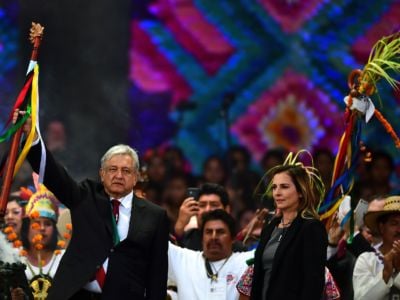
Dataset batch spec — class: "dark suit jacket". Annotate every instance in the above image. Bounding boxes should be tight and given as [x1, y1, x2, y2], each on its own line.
[347, 233, 374, 257]
[250, 215, 327, 300]
[27, 144, 169, 300]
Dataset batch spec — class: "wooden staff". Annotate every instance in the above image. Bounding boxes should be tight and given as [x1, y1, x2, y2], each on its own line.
[0, 22, 44, 221]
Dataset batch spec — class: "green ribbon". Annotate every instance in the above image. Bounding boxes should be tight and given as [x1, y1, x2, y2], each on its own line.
[0, 106, 31, 142]
[111, 210, 120, 246]
[347, 202, 355, 244]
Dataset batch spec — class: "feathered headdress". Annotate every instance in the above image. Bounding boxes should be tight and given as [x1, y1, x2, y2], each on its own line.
[25, 184, 58, 222]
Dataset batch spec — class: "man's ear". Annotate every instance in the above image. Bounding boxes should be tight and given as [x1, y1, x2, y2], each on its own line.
[224, 204, 231, 214]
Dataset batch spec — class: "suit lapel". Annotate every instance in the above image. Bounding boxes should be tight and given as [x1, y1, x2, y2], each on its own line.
[127, 195, 146, 240]
[96, 188, 114, 238]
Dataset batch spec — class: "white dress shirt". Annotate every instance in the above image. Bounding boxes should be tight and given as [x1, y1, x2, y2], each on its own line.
[84, 191, 133, 293]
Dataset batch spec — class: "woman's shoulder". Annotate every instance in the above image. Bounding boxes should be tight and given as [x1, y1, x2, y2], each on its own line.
[299, 215, 323, 225]
[298, 217, 327, 233]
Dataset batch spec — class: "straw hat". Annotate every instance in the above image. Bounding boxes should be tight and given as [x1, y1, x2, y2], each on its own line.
[364, 196, 400, 233]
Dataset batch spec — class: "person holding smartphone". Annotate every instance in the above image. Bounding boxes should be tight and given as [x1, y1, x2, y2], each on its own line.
[174, 183, 247, 251]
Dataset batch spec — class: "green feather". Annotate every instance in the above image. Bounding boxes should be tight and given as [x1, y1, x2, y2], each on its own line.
[362, 33, 400, 92]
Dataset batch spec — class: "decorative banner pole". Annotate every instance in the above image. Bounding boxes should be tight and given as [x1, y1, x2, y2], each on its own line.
[319, 32, 400, 232]
[0, 22, 44, 222]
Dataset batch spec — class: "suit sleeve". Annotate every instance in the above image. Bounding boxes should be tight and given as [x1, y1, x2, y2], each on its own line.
[146, 209, 170, 300]
[301, 220, 328, 300]
[27, 142, 80, 208]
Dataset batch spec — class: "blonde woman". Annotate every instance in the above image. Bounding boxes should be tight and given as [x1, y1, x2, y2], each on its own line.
[250, 153, 328, 300]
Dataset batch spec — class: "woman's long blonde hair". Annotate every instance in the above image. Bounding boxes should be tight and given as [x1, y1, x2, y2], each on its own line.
[261, 151, 325, 219]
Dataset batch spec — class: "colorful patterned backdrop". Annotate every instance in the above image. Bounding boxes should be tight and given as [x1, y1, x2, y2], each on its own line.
[2, 0, 400, 175]
[0, 0, 18, 118]
[130, 0, 400, 173]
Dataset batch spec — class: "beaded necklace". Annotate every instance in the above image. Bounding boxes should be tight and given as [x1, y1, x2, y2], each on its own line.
[205, 255, 231, 283]
[373, 248, 384, 264]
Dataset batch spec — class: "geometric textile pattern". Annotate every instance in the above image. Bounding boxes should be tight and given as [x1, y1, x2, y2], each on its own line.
[231, 70, 343, 161]
[130, 0, 400, 173]
[0, 0, 19, 123]
[2, 0, 400, 175]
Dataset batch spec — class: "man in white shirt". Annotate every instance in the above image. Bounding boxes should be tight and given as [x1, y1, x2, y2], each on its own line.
[168, 209, 254, 300]
[353, 196, 400, 300]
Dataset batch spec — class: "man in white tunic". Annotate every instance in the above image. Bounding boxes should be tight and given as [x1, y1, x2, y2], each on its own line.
[353, 196, 400, 300]
[168, 209, 254, 300]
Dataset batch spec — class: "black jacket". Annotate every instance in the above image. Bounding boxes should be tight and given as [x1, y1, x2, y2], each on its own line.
[251, 215, 327, 300]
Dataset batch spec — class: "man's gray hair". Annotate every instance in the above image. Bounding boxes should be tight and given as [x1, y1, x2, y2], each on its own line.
[100, 144, 140, 171]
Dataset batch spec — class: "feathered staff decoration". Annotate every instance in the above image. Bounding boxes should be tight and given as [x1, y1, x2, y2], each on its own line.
[0, 22, 45, 220]
[319, 32, 400, 233]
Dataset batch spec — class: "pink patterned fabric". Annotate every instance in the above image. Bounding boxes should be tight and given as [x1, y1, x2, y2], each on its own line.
[323, 268, 341, 300]
[236, 265, 340, 299]
[236, 264, 253, 297]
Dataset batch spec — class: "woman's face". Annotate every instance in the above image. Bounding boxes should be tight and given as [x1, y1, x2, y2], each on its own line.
[28, 217, 54, 248]
[272, 172, 301, 213]
[5, 200, 24, 234]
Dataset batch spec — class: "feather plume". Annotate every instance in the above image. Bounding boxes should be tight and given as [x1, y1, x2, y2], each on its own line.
[361, 33, 400, 94]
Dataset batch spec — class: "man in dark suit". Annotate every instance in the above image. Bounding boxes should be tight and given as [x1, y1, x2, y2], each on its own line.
[18, 112, 169, 299]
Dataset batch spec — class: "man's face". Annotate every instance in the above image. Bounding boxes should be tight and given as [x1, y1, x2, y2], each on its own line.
[379, 214, 400, 246]
[197, 194, 226, 225]
[100, 154, 138, 199]
[202, 220, 233, 261]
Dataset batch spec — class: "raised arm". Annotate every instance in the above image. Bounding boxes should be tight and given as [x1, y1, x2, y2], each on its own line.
[13, 109, 80, 208]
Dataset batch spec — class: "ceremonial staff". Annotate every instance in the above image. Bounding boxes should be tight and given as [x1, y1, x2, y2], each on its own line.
[319, 33, 400, 233]
[0, 22, 44, 222]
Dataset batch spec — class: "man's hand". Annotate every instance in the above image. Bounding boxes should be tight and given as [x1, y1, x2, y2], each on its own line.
[13, 109, 36, 139]
[174, 197, 199, 237]
[240, 208, 269, 242]
[392, 240, 400, 273]
[383, 240, 400, 282]
[327, 213, 345, 246]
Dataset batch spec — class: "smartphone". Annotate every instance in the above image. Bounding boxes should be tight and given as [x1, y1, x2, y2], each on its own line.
[186, 187, 200, 200]
[355, 199, 369, 228]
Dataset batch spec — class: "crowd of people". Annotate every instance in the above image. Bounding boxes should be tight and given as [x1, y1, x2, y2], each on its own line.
[2, 110, 400, 300]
